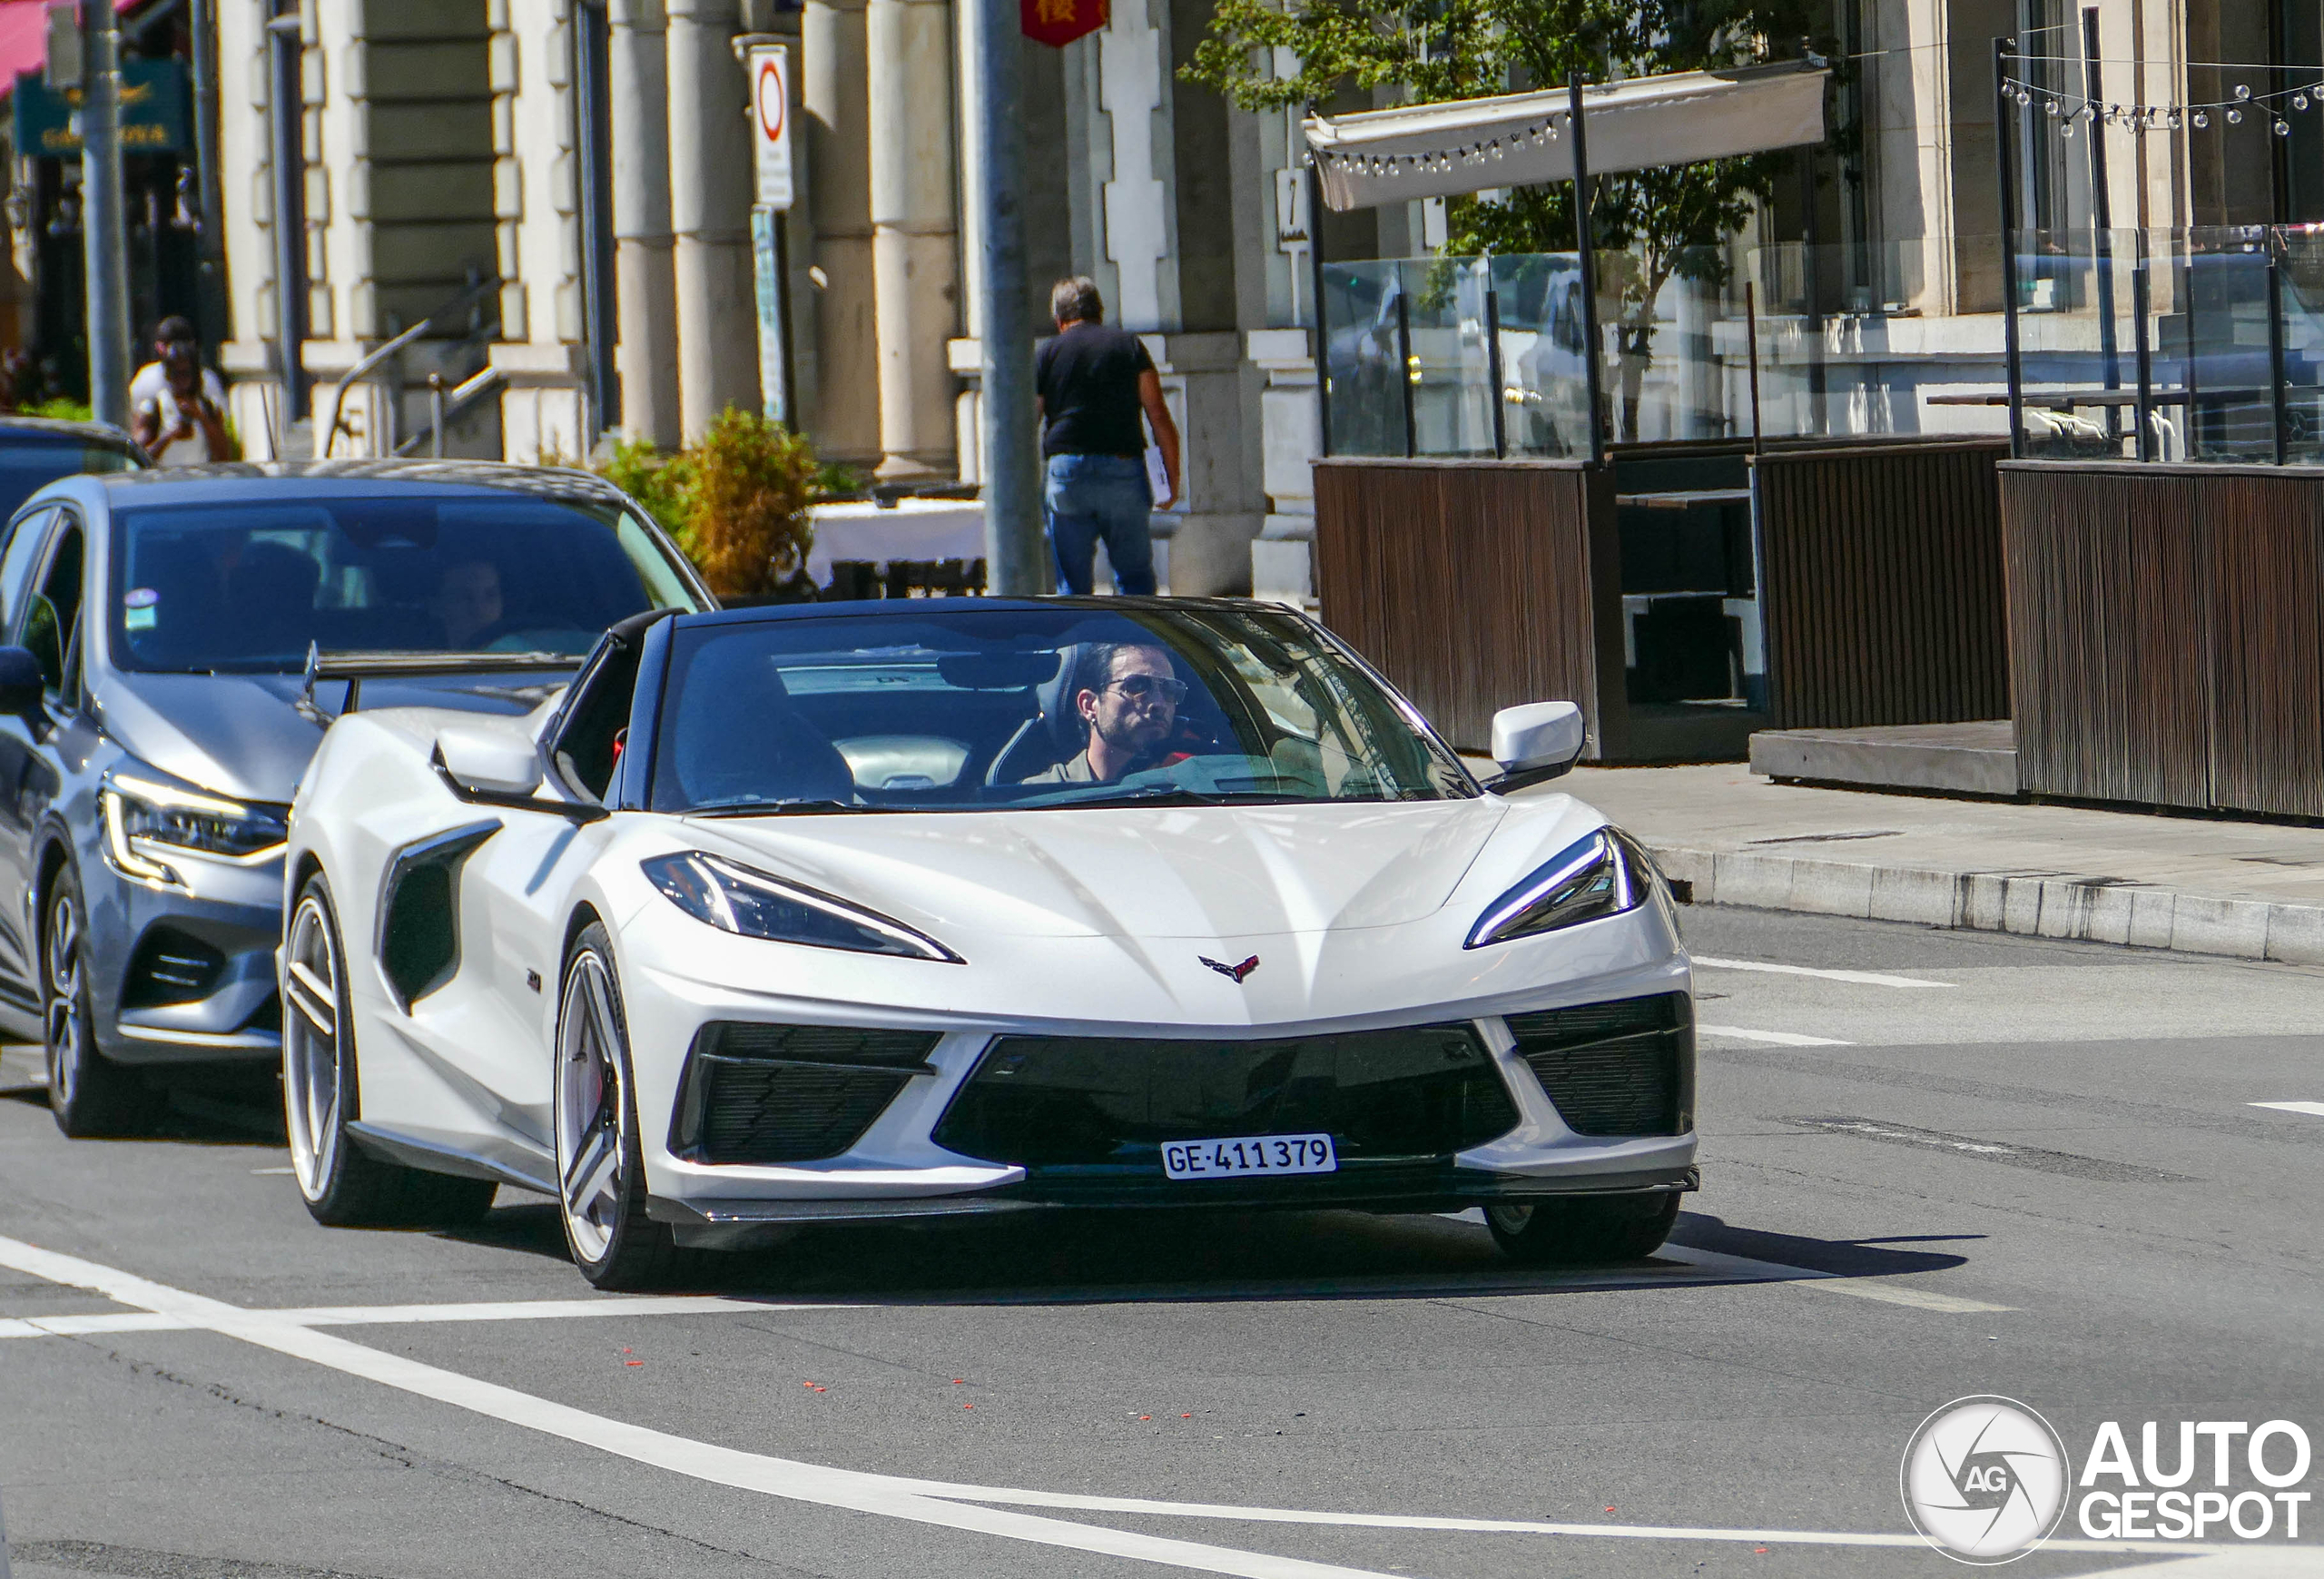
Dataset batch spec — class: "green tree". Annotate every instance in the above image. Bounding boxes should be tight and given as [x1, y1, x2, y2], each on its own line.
[1185, 0, 1828, 437]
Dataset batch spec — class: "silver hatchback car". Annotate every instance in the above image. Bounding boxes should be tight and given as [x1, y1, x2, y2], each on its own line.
[0, 461, 710, 1134]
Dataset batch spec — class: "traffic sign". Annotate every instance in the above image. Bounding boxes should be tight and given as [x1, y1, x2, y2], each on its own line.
[747, 43, 793, 211]
[1022, 0, 1107, 50]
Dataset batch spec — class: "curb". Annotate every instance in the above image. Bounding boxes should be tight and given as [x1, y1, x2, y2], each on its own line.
[1643, 844, 2324, 967]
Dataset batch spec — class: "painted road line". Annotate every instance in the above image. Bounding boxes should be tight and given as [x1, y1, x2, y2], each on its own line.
[1697, 1023, 1854, 1047]
[2250, 1100, 2324, 1118]
[1661, 1246, 2014, 1314]
[0, 1294, 856, 1338]
[1691, 956, 1953, 990]
[0, 1232, 2082, 1564]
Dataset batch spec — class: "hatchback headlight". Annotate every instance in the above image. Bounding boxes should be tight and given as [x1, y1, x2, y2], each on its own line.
[102, 774, 290, 886]
[642, 851, 962, 962]
[1465, 827, 1657, 949]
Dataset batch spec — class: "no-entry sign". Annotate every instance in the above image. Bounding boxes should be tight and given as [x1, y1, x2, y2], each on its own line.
[747, 43, 793, 211]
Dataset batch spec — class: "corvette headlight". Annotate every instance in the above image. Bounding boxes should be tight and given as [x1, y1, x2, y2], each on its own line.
[102, 774, 290, 886]
[1465, 827, 1657, 949]
[641, 851, 962, 962]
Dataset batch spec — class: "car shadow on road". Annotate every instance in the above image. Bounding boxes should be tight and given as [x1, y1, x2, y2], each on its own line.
[442, 1199, 1976, 1306]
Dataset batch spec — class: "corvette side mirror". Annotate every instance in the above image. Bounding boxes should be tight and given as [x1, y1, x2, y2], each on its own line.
[0, 646, 44, 716]
[436, 723, 543, 798]
[1483, 700, 1587, 794]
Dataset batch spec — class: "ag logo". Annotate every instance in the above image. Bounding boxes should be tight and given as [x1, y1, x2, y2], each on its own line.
[1900, 1396, 2069, 1564]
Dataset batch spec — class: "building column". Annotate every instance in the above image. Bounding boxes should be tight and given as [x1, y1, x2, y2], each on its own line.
[666, 0, 758, 439]
[803, 0, 879, 464]
[865, 0, 958, 478]
[608, 0, 680, 446]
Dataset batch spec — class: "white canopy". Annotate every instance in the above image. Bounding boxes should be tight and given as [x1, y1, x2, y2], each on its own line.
[1304, 60, 1829, 212]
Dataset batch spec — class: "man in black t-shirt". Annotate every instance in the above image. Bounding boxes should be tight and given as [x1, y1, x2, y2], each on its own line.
[1032, 277, 1182, 595]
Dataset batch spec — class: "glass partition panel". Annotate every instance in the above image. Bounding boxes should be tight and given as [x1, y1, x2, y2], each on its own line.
[1319, 261, 1408, 458]
[1399, 258, 1497, 457]
[1490, 252, 1593, 458]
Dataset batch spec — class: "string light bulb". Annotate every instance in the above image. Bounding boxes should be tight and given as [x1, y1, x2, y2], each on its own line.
[2236, 83, 2253, 101]
[2227, 106, 2243, 123]
[2193, 109, 2210, 128]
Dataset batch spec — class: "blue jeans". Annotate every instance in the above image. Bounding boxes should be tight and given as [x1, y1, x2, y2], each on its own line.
[1045, 453, 1157, 596]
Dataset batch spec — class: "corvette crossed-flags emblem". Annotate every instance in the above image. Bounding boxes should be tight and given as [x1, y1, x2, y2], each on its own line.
[1198, 954, 1261, 983]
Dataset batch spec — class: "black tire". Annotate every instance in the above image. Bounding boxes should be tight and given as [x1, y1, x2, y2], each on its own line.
[554, 923, 683, 1290]
[281, 871, 497, 1229]
[44, 863, 153, 1137]
[1484, 1192, 1680, 1265]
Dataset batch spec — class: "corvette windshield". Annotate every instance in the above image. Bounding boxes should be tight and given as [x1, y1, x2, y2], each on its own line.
[650, 607, 1477, 814]
[108, 493, 704, 674]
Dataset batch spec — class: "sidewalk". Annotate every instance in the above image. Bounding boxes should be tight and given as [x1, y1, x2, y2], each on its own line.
[1557, 764, 2324, 965]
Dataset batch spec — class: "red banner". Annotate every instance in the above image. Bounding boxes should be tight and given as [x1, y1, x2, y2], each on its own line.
[1021, 0, 1106, 49]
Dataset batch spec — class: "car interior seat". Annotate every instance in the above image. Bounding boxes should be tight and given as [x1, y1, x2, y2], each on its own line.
[982, 644, 1088, 785]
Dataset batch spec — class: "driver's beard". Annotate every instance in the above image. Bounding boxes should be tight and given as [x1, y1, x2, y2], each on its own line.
[1092, 711, 1163, 760]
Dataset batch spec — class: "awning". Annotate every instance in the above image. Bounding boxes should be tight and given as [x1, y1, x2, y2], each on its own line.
[1304, 59, 1828, 212]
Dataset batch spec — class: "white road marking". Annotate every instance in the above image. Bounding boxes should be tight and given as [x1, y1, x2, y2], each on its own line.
[0, 1294, 851, 1338]
[1661, 1247, 2014, 1314]
[1690, 956, 1953, 990]
[0, 1233, 2089, 1568]
[251, 1166, 295, 1175]
[1696, 1023, 1854, 1047]
[2250, 1100, 2324, 1118]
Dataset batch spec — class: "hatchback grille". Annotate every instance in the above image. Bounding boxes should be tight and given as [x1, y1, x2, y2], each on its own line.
[931, 1024, 1519, 1169]
[1504, 992, 1693, 1137]
[671, 1022, 939, 1165]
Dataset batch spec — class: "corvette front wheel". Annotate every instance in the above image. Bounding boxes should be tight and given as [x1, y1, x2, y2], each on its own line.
[555, 923, 682, 1290]
[1484, 1193, 1679, 1265]
[282, 873, 496, 1227]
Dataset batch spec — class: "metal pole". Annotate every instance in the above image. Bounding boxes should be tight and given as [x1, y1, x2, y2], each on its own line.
[1393, 278, 1415, 458]
[80, 0, 130, 428]
[189, 0, 228, 351]
[1568, 72, 1605, 469]
[267, 10, 310, 423]
[2082, 7, 2119, 445]
[1307, 161, 1332, 458]
[2269, 233, 2290, 464]
[573, 0, 620, 435]
[2132, 228, 2153, 459]
[1797, 138, 1826, 437]
[1995, 37, 2025, 459]
[1745, 280, 1764, 456]
[428, 373, 447, 458]
[970, 0, 1042, 594]
[1483, 271, 1507, 458]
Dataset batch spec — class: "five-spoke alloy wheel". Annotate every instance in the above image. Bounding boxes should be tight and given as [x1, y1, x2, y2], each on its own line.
[281, 871, 495, 1226]
[44, 864, 149, 1137]
[554, 923, 679, 1289]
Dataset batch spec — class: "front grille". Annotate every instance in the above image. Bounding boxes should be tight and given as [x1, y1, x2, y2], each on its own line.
[1505, 992, 1693, 1137]
[672, 1023, 940, 1165]
[122, 927, 225, 1008]
[931, 1024, 1519, 1169]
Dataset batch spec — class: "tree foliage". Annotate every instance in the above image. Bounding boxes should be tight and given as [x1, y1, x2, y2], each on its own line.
[598, 408, 823, 600]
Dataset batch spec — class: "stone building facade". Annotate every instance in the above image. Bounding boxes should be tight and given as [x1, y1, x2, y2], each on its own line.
[200, 0, 2324, 597]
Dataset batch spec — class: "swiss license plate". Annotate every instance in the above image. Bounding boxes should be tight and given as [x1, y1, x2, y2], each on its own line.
[1160, 1132, 1337, 1180]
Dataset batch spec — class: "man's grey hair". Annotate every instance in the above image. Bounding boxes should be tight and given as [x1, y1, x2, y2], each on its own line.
[1050, 276, 1104, 326]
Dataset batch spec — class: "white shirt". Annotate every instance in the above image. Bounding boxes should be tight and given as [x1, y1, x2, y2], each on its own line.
[130, 361, 230, 466]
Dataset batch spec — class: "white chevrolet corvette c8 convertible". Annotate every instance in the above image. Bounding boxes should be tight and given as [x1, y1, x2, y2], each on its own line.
[279, 597, 1697, 1288]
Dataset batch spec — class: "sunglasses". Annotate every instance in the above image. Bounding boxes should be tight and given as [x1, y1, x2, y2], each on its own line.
[1104, 674, 1187, 704]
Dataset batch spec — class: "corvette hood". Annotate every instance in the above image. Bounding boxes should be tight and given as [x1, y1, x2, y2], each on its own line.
[681, 799, 1513, 940]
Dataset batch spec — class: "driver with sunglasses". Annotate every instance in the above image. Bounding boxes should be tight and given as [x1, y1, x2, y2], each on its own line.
[1026, 641, 1191, 785]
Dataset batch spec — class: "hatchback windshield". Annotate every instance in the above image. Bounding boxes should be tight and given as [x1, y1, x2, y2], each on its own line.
[110, 492, 704, 673]
[651, 607, 1475, 813]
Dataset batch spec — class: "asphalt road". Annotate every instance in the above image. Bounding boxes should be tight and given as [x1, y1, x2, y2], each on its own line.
[5, 904, 2324, 1579]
